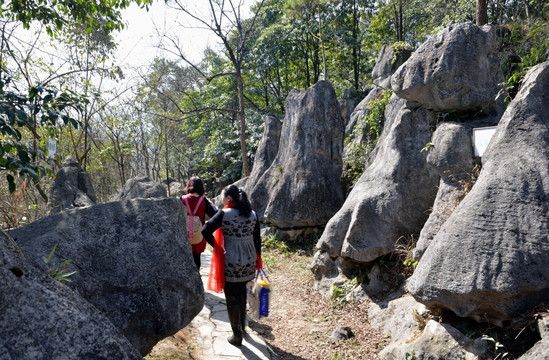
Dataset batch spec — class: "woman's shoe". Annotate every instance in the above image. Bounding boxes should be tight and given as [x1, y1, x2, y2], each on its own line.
[227, 334, 243, 346]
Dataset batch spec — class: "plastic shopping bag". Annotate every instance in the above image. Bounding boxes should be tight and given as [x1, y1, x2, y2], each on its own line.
[247, 269, 271, 319]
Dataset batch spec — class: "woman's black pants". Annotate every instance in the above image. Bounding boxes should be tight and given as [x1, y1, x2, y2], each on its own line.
[224, 281, 248, 339]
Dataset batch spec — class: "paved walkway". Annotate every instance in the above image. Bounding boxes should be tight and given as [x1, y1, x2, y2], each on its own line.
[186, 251, 277, 359]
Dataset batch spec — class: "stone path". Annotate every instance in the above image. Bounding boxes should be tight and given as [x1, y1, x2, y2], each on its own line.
[186, 251, 278, 359]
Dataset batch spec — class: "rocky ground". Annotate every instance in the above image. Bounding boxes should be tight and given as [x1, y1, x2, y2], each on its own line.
[248, 241, 387, 360]
[146, 238, 545, 360]
[147, 239, 388, 359]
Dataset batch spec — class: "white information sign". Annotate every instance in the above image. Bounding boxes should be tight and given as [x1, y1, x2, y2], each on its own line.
[48, 138, 57, 159]
[473, 126, 497, 157]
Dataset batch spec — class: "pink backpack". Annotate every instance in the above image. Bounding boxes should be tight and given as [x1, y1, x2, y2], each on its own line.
[182, 196, 204, 244]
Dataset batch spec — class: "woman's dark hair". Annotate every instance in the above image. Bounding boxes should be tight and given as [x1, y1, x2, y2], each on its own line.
[223, 184, 252, 217]
[185, 176, 205, 196]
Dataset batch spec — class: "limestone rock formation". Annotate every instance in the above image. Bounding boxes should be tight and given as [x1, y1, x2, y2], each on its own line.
[345, 44, 411, 142]
[9, 197, 203, 355]
[519, 317, 549, 360]
[344, 86, 386, 147]
[391, 23, 505, 114]
[368, 294, 487, 360]
[248, 113, 282, 187]
[372, 44, 412, 90]
[166, 180, 186, 198]
[248, 80, 345, 229]
[316, 96, 438, 264]
[381, 320, 488, 360]
[339, 88, 362, 128]
[408, 62, 549, 325]
[49, 156, 96, 214]
[413, 117, 499, 259]
[0, 230, 143, 359]
[114, 175, 167, 201]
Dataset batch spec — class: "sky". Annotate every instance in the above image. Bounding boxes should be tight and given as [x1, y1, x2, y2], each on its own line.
[115, 0, 253, 76]
[115, 1, 214, 74]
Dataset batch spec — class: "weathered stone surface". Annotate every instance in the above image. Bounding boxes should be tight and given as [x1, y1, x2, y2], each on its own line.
[316, 95, 438, 263]
[519, 316, 549, 360]
[380, 320, 488, 360]
[391, 23, 505, 113]
[330, 326, 354, 341]
[10, 197, 203, 355]
[413, 122, 474, 258]
[372, 44, 412, 90]
[248, 80, 344, 228]
[344, 86, 385, 147]
[518, 338, 549, 360]
[539, 316, 549, 339]
[368, 293, 428, 344]
[0, 229, 142, 359]
[247, 113, 282, 189]
[408, 62, 549, 325]
[166, 181, 185, 198]
[114, 176, 167, 201]
[414, 116, 501, 259]
[49, 156, 96, 214]
[339, 88, 362, 128]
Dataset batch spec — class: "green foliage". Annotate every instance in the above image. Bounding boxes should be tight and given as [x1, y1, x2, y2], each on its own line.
[263, 234, 290, 253]
[0, 77, 83, 192]
[1, 0, 152, 37]
[403, 258, 418, 268]
[420, 142, 433, 153]
[343, 89, 392, 187]
[499, 20, 549, 102]
[43, 245, 76, 284]
[405, 353, 417, 360]
[331, 277, 360, 303]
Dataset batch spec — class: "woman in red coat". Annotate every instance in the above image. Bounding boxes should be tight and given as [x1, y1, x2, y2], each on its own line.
[180, 176, 218, 269]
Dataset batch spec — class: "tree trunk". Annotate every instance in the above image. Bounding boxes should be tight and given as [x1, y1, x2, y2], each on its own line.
[164, 122, 171, 196]
[352, 0, 360, 90]
[317, 3, 327, 80]
[236, 70, 250, 176]
[476, 0, 488, 26]
[523, 0, 531, 21]
[393, 0, 404, 42]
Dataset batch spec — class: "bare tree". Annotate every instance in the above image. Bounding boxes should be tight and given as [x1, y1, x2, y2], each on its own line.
[162, 0, 265, 177]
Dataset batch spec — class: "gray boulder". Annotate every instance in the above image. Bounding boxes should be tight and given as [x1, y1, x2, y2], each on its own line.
[9, 197, 203, 355]
[408, 62, 549, 325]
[114, 176, 167, 201]
[372, 44, 412, 90]
[316, 95, 438, 263]
[369, 294, 487, 360]
[518, 339, 549, 360]
[344, 86, 386, 144]
[0, 229, 143, 359]
[49, 156, 96, 214]
[339, 88, 362, 128]
[248, 80, 345, 228]
[414, 116, 501, 259]
[243, 113, 281, 218]
[247, 113, 282, 189]
[413, 122, 474, 258]
[391, 23, 505, 114]
[381, 320, 487, 360]
[519, 317, 549, 360]
[368, 293, 429, 345]
[166, 180, 185, 198]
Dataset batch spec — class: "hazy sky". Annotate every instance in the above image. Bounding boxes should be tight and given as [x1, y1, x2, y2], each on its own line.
[116, 1, 214, 73]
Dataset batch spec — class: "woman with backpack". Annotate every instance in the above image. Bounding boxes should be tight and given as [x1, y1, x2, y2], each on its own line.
[181, 176, 218, 269]
[201, 184, 262, 346]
